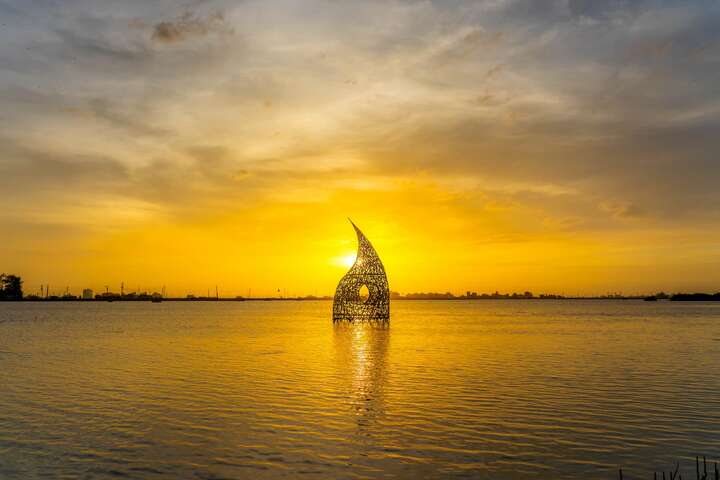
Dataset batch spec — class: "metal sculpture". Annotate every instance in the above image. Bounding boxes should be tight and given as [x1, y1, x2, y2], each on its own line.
[333, 220, 390, 323]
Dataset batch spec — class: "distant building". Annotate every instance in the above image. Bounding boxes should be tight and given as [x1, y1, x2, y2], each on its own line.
[82, 288, 94, 300]
[97, 292, 121, 301]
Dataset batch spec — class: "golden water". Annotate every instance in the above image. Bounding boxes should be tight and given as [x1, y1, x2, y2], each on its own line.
[1, 301, 719, 478]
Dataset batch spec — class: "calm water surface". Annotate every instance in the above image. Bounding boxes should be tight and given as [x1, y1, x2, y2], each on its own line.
[1, 300, 719, 479]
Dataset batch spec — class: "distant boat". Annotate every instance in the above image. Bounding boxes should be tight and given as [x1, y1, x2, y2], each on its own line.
[644, 296, 657, 302]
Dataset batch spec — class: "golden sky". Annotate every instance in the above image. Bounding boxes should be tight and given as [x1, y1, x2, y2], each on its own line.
[2, 0, 720, 296]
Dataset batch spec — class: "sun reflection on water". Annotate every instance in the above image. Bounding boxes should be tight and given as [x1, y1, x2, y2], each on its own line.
[333, 322, 390, 430]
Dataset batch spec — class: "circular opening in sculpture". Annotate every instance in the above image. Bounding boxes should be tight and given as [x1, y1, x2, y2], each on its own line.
[358, 284, 370, 303]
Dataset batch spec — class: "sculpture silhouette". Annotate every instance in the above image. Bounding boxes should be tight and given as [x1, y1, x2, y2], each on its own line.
[333, 220, 390, 322]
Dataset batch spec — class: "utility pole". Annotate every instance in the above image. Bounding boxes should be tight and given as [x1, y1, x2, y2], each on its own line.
[215, 285, 219, 300]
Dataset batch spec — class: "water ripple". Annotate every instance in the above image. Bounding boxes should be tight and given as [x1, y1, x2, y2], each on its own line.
[1, 300, 719, 478]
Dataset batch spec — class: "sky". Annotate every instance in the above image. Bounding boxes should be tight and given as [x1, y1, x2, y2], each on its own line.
[1, 0, 720, 297]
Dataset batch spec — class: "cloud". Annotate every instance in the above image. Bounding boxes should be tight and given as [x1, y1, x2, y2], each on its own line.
[86, 98, 169, 138]
[567, 0, 646, 20]
[0, 138, 129, 200]
[2, 0, 720, 231]
[151, 11, 232, 44]
[601, 201, 647, 220]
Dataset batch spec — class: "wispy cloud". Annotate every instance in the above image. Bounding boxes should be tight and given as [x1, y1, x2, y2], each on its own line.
[152, 11, 232, 44]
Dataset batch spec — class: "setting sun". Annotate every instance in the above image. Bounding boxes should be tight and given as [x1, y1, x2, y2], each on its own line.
[337, 253, 357, 269]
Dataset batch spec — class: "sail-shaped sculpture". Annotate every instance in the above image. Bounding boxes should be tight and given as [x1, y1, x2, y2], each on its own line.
[333, 220, 390, 323]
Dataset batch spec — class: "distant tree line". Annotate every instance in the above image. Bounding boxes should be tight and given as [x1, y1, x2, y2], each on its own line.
[391, 290, 564, 300]
[670, 292, 720, 301]
[0, 273, 23, 300]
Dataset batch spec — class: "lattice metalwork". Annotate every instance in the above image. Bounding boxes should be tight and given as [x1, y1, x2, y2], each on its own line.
[333, 220, 390, 323]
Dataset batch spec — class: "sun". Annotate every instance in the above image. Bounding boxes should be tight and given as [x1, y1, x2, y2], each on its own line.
[337, 253, 357, 268]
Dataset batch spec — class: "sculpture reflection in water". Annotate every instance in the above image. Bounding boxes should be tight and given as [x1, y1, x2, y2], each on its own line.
[333, 220, 390, 323]
[333, 322, 390, 431]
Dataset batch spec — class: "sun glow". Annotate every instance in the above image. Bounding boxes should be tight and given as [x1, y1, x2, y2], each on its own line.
[338, 253, 357, 268]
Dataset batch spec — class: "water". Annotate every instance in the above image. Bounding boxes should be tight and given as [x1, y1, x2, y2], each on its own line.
[1, 300, 719, 479]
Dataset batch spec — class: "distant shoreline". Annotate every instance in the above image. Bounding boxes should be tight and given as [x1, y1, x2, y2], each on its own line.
[4, 295, 720, 302]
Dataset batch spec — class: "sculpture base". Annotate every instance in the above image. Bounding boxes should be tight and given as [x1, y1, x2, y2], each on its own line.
[333, 314, 389, 323]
